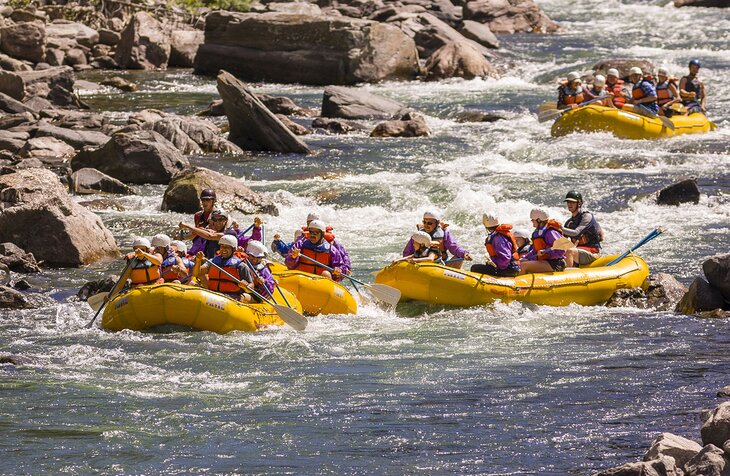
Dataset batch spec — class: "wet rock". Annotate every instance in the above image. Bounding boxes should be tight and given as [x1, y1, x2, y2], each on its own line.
[162, 166, 279, 216]
[593, 455, 679, 476]
[311, 117, 359, 134]
[0, 285, 29, 309]
[197, 99, 225, 117]
[92, 44, 111, 59]
[455, 110, 505, 122]
[675, 0, 728, 6]
[46, 20, 99, 48]
[64, 48, 88, 67]
[717, 386, 730, 398]
[322, 86, 410, 120]
[697, 309, 730, 319]
[276, 114, 309, 135]
[0, 21, 46, 63]
[194, 11, 419, 85]
[425, 40, 498, 80]
[98, 28, 121, 46]
[169, 29, 204, 68]
[100, 76, 137, 92]
[40, 109, 107, 130]
[115, 12, 170, 70]
[135, 112, 242, 155]
[0, 66, 78, 108]
[394, 12, 494, 60]
[657, 178, 700, 206]
[77, 276, 116, 301]
[459, 20, 500, 49]
[703, 254, 730, 302]
[18, 136, 76, 160]
[0, 242, 40, 273]
[13, 278, 31, 290]
[701, 402, 730, 447]
[0, 263, 8, 286]
[149, 118, 201, 154]
[462, 0, 559, 34]
[676, 277, 726, 315]
[0, 354, 26, 366]
[608, 273, 691, 311]
[593, 59, 656, 80]
[0, 130, 30, 154]
[127, 109, 165, 125]
[217, 70, 311, 154]
[0, 92, 36, 114]
[0, 168, 118, 266]
[257, 94, 311, 117]
[71, 130, 188, 185]
[684, 444, 728, 476]
[371, 113, 431, 137]
[78, 198, 126, 212]
[70, 168, 134, 195]
[643, 433, 702, 469]
[35, 124, 111, 149]
[0, 111, 35, 130]
[0, 53, 32, 72]
[90, 55, 119, 69]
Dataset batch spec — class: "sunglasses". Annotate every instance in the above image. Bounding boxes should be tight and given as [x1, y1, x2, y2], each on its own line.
[211, 216, 227, 222]
[422, 220, 438, 225]
[201, 197, 214, 202]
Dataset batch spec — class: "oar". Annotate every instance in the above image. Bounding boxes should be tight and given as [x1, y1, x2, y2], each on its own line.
[297, 254, 401, 307]
[605, 227, 665, 267]
[624, 104, 676, 131]
[243, 259, 290, 307]
[205, 258, 307, 331]
[538, 97, 607, 123]
[84, 260, 132, 329]
[538, 101, 558, 113]
[551, 237, 577, 251]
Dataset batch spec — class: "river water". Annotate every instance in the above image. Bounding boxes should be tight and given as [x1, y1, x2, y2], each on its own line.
[2, 1, 730, 474]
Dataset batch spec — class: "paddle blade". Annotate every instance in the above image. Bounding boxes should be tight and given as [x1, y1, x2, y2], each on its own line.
[87, 292, 108, 312]
[552, 237, 576, 251]
[659, 115, 676, 131]
[538, 109, 562, 123]
[538, 101, 558, 113]
[273, 305, 308, 331]
[365, 283, 401, 307]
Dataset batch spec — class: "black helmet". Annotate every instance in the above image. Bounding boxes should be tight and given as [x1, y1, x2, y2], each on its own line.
[689, 59, 701, 68]
[200, 188, 216, 199]
[564, 191, 583, 202]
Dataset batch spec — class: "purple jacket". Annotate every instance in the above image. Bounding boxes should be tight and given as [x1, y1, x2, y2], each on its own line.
[487, 232, 518, 270]
[402, 228, 469, 259]
[188, 225, 262, 257]
[524, 227, 565, 261]
[293, 233, 351, 274]
[286, 239, 345, 282]
[252, 262, 275, 298]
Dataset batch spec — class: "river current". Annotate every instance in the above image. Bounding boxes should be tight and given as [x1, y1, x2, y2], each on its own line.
[2, 1, 730, 474]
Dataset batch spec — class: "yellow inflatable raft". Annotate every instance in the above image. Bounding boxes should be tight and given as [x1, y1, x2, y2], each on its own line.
[269, 262, 357, 315]
[374, 254, 649, 307]
[551, 105, 716, 140]
[102, 283, 303, 333]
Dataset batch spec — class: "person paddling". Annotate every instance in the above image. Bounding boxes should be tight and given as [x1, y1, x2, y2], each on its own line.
[403, 211, 472, 269]
[557, 72, 585, 109]
[195, 235, 256, 302]
[679, 59, 706, 114]
[604, 68, 627, 109]
[655, 67, 680, 116]
[159, 235, 189, 283]
[245, 240, 276, 301]
[470, 214, 520, 277]
[583, 75, 613, 107]
[519, 208, 566, 275]
[123, 237, 163, 287]
[395, 231, 440, 264]
[180, 209, 261, 259]
[561, 191, 603, 267]
[286, 220, 345, 281]
[184, 189, 217, 256]
[626, 67, 660, 117]
[170, 240, 194, 282]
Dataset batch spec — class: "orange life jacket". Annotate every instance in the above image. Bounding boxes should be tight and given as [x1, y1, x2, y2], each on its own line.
[130, 257, 162, 286]
[532, 220, 563, 261]
[296, 242, 332, 276]
[160, 254, 184, 282]
[632, 79, 653, 101]
[485, 224, 520, 262]
[300, 226, 336, 244]
[561, 85, 585, 105]
[656, 81, 674, 106]
[606, 79, 626, 108]
[208, 255, 244, 293]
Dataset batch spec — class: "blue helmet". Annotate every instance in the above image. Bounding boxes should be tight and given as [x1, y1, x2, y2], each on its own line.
[689, 59, 701, 68]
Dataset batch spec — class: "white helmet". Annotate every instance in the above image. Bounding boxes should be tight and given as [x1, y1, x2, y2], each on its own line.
[482, 213, 499, 228]
[411, 231, 432, 246]
[132, 237, 151, 249]
[607, 68, 619, 78]
[218, 234, 238, 248]
[423, 210, 442, 222]
[629, 66, 643, 76]
[657, 67, 668, 76]
[593, 74, 606, 87]
[513, 228, 531, 240]
[246, 240, 267, 258]
[170, 240, 187, 255]
[308, 220, 326, 233]
[566, 71, 580, 82]
[530, 208, 549, 221]
[151, 234, 171, 248]
[306, 212, 320, 222]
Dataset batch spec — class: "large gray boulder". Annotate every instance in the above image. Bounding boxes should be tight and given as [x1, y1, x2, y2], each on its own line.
[115, 12, 170, 69]
[424, 41, 498, 80]
[0, 53, 33, 72]
[161, 166, 279, 216]
[676, 277, 726, 315]
[18, 136, 76, 161]
[322, 86, 410, 120]
[606, 273, 688, 311]
[0, 168, 118, 266]
[0, 21, 46, 63]
[194, 11, 419, 85]
[35, 124, 111, 150]
[70, 168, 134, 195]
[169, 30, 204, 68]
[0, 66, 78, 108]
[462, 0, 559, 34]
[459, 20, 500, 49]
[0, 92, 36, 114]
[701, 402, 730, 447]
[0, 286, 30, 309]
[683, 444, 729, 476]
[657, 178, 701, 206]
[70, 131, 189, 184]
[0, 242, 41, 273]
[593, 455, 679, 476]
[643, 433, 702, 469]
[371, 113, 431, 138]
[703, 254, 730, 302]
[45, 20, 99, 48]
[216, 70, 311, 154]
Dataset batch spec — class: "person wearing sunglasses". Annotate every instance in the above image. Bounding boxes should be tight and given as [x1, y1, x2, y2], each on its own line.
[402, 211, 472, 269]
[180, 208, 233, 259]
[286, 220, 345, 281]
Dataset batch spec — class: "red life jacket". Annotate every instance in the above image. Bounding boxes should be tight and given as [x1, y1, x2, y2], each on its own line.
[300, 226, 336, 244]
[130, 257, 162, 286]
[194, 209, 211, 228]
[485, 224, 519, 262]
[160, 254, 184, 282]
[296, 242, 332, 276]
[208, 255, 244, 293]
[606, 79, 626, 108]
[532, 220, 563, 261]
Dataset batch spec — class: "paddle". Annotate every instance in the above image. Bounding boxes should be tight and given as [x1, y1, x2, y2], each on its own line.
[204, 257, 307, 331]
[296, 254, 401, 307]
[243, 258, 291, 308]
[538, 101, 557, 113]
[605, 227, 665, 267]
[551, 237, 577, 251]
[624, 104, 676, 131]
[538, 97, 607, 123]
[84, 260, 132, 329]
